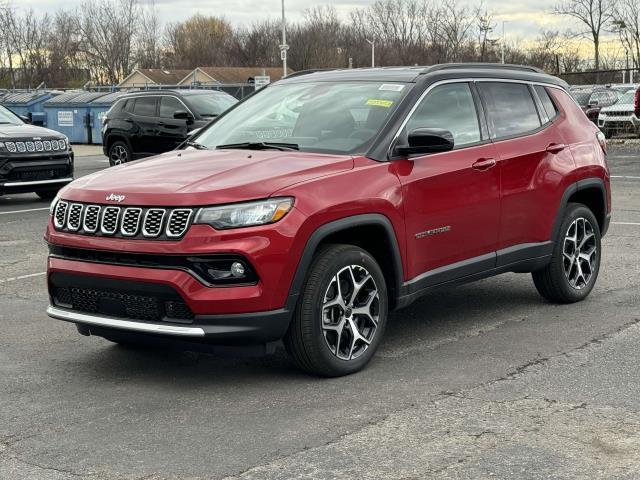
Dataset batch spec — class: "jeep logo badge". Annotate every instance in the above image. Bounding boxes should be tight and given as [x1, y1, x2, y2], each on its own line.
[105, 193, 126, 203]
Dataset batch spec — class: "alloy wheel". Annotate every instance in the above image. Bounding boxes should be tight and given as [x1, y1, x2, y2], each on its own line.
[321, 265, 380, 361]
[563, 217, 597, 290]
[110, 145, 128, 165]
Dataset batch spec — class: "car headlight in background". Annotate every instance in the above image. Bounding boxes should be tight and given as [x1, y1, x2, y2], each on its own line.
[194, 197, 294, 230]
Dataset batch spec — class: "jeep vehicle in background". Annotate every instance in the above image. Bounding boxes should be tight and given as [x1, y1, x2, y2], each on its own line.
[102, 90, 238, 166]
[0, 104, 73, 199]
[571, 87, 621, 124]
[597, 86, 640, 138]
[47, 64, 610, 376]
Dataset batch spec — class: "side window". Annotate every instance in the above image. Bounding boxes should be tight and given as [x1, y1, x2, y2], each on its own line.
[404, 82, 481, 148]
[160, 96, 185, 118]
[534, 85, 559, 121]
[133, 97, 157, 117]
[478, 82, 541, 139]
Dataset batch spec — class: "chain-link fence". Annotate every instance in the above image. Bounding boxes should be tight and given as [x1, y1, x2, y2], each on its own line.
[558, 69, 639, 86]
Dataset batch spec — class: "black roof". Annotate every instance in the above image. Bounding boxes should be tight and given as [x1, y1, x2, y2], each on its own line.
[279, 63, 568, 88]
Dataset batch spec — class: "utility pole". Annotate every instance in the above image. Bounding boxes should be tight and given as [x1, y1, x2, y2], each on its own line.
[501, 21, 507, 64]
[280, 0, 289, 78]
[366, 39, 375, 68]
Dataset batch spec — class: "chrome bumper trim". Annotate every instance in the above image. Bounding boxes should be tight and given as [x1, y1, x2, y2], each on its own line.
[3, 177, 73, 187]
[46, 305, 205, 336]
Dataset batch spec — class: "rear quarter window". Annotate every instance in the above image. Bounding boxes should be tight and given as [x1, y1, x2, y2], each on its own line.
[478, 82, 541, 139]
[534, 86, 559, 121]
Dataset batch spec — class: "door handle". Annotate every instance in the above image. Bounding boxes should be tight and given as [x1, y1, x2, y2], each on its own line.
[472, 158, 496, 171]
[546, 143, 567, 154]
[124, 118, 133, 123]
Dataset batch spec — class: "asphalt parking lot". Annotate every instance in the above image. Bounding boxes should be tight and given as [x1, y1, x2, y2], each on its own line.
[1, 145, 639, 479]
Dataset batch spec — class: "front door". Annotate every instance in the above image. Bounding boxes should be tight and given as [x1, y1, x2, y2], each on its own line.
[394, 82, 500, 284]
[157, 96, 191, 153]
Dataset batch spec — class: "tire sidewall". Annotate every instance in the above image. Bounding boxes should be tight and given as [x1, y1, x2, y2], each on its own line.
[301, 247, 388, 376]
[551, 204, 602, 301]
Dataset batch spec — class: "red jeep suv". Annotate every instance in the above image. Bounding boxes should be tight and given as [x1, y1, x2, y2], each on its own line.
[45, 64, 611, 376]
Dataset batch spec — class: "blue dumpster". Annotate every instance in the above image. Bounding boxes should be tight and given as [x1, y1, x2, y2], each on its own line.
[88, 92, 123, 145]
[43, 91, 108, 143]
[0, 91, 58, 125]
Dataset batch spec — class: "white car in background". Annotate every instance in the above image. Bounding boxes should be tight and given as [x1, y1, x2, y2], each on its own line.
[598, 86, 640, 138]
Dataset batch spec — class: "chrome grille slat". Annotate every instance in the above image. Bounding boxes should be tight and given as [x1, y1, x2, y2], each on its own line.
[82, 205, 101, 233]
[67, 204, 83, 231]
[166, 209, 193, 238]
[54, 201, 68, 228]
[142, 209, 166, 237]
[121, 208, 142, 236]
[53, 202, 193, 240]
[101, 206, 121, 235]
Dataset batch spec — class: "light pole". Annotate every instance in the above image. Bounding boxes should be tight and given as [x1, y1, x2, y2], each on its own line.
[366, 39, 375, 68]
[280, 0, 289, 78]
[501, 21, 507, 64]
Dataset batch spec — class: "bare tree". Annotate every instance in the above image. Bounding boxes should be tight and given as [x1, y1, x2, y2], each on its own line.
[554, 0, 617, 70]
[137, 1, 162, 69]
[614, 0, 640, 68]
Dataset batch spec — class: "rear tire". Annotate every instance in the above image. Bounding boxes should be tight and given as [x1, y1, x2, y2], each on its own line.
[532, 203, 601, 303]
[284, 244, 388, 377]
[108, 140, 131, 166]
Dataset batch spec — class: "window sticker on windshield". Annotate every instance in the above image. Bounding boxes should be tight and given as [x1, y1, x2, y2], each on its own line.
[379, 84, 404, 92]
[366, 99, 394, 108]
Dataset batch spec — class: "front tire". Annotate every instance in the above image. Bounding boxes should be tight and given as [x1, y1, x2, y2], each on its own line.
[108, 140, 131, 167]
[284, 244, 388, 377]
[532, 203, 601, 303]
[35, 189, 59, 199]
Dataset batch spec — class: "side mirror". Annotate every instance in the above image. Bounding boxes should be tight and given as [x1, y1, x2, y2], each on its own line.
[395, 128, 454, 156]
[174, 110, 194, 122]
[20, 115, 31, 124]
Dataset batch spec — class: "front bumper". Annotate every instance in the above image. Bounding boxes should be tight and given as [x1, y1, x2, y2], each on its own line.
[0, 152, 74, 194]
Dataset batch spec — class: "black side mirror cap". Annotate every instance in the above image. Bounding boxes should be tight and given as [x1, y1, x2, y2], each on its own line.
[174, 110, 194, 120]
[395, 128, 455, 156]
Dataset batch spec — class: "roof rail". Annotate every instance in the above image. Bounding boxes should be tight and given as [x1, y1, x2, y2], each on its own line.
[282, 68, 335, 79]
[424, 63, 545, 74]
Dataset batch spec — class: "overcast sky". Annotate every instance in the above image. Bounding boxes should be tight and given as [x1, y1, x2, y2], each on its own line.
[17, 0, 575, 42]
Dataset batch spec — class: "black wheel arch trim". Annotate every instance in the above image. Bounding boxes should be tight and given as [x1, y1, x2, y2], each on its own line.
[552, 177, 609, 240]
[284, 213, 405, 311]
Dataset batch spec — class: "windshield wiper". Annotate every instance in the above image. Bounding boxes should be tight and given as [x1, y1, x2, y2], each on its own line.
[216, 141, 299, 152]
[185, 140, 209, 150]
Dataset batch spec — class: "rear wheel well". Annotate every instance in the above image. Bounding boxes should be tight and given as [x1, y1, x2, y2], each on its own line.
[318, 224, 400, 308]
[567, 187, 606, 232]
[105, 135, 129, 153]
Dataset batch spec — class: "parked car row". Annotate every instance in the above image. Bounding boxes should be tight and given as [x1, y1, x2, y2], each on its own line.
[570, 84, 640, 138]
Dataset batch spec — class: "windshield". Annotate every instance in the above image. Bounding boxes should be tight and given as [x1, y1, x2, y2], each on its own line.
[193, 81, 408, 154]
[0, 105, 23, 124]
[183, 93, 238, 118]
[571, 91, 591, 106]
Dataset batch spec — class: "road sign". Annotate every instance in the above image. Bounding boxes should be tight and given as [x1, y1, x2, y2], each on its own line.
[254, 75, 270, 91]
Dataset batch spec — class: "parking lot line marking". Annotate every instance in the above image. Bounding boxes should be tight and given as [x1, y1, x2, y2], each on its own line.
[611, 175, 640, 179]
[0, 272, 46, 284]
[0, 207, 49, 215]
[612, 222, 640, 226]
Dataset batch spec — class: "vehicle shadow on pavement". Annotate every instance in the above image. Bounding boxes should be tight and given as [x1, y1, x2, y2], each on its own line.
[76, 274, 545, 384]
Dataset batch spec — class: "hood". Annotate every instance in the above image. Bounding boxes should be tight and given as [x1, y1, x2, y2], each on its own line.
[0, 123, 65, 139]
[62, 149, 354, 206]
[600, 102, 634, 113]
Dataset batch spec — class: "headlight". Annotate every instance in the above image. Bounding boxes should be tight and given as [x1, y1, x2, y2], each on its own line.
[194, 197, 294, 230]
[49, 194, 60, 215]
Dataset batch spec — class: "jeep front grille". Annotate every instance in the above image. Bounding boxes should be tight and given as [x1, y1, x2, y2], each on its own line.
[53, 201, 194, 240]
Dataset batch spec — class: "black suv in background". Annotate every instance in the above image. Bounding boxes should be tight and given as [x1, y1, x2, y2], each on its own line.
[102, 90, 237, 166]
[0, 104, 73, 199]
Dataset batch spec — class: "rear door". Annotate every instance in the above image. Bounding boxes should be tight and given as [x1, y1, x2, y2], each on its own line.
[395, 81, 501, 283]
[157, 96, 192, 152]
[477, 81, 575, 261]
[130, 96, 159, 155]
